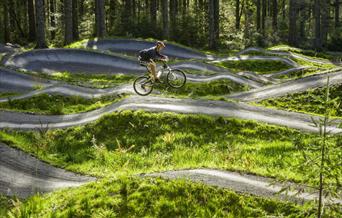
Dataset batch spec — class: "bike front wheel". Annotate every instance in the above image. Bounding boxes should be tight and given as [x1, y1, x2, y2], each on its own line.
[133, 76, 154, 96]
[167, 69, 186, 88]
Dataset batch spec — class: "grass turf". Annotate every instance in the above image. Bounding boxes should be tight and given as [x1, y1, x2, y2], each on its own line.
[0, 94, 126, 115]
[5, 176, 329, 218]
[0, 79, 246, 115]
[216, 60, 291, 74]
[24, 71, 135, 89]
[0, 92, 19, 98]
[1, 110, 338, 186]
[258, 84, 342, 118]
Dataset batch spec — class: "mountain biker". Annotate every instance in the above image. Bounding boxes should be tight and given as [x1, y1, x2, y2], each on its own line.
[138, 41, 169, 82]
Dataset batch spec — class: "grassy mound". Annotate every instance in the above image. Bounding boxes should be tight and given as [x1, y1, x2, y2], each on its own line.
[216, 60, 290, 74]
[0, 92, 19, 98]
[156, 79, 247, 99]
[0, 94, 125, 115]
[0, 110, 331, 183]
[5, 177, 320, 218]
[259, 84, 342, 118]
[26, 71, 135, 89]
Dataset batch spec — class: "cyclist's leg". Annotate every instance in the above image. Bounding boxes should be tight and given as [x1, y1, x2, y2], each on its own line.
[147, 60, 157, 82]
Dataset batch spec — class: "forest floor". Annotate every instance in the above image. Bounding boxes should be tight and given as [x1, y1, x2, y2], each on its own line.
[0, 39, 341, 217]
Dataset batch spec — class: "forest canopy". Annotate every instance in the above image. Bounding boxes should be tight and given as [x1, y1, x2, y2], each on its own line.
[1, 0, 341, 51]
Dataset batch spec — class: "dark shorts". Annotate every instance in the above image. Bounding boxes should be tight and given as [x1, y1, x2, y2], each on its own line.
[138, 56, 152, 67]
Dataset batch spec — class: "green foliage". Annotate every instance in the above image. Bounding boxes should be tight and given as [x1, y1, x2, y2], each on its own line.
[0, 94, 125, 115]
[7, 177, 316, 218]
[217, 60, 290, 74]
[259, 84, 342, 118]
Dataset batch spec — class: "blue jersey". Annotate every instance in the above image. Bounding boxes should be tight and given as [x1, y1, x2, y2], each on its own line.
[139, 46, 166, 61]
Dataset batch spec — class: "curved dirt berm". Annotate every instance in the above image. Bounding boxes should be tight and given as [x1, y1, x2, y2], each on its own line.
[0, 142, 94, 198]
[211, 55, 299, 67]
[0, 67, 55, 92]
[230, 69, 342, 102]
[0, 83, 134, 103]
[149, 169, 342, 204]
[3, 49, 146, 74]
[2, 49, 233, 74]
[86, 39, 211, 60]
[0, 96, 341, 133]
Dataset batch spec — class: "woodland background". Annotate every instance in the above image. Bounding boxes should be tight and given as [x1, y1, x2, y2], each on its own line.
[1, 0, 341, 51]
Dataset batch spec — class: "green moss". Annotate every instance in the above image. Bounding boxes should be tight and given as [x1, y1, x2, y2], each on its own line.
[0, 94, 126, 115]
[7, 177, 324, 218]
[216, 60, 290, 74]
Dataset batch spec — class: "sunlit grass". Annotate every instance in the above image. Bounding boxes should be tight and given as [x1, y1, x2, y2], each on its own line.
[0, 94, 127, 115]
[0, 110, 335, 185]
[258, 84, 342, 118]
[6, 177, 324, 218]
[215, 59, 290, 74]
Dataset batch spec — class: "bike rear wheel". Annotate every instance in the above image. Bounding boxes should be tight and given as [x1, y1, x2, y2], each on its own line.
[167, 69, 186, 88]
[133, 76, 154, 96]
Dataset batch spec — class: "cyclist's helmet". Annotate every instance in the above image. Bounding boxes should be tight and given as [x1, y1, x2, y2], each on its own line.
[156, 41, 166, 48]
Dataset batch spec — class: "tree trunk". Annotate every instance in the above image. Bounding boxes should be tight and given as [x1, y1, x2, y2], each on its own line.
[208, 0, 216, 49]
[50, 0, 56, 40]
[214, 0, 219, 41]
[3, 0, 10, 42]
[8, 0, 25, 38]
[27, 0, 36, 42]
[109, 0, 116, 33]
[314, 0, 322, 49]
[336, 0, 340, 28]
[320, 0, 329, 48]
[288, 0, 297, 46]
[256, 0, 261, 31]
[72, 0, 79, 40]
[150, 0, 157, 27]
[262, 0, 266, 34]
[95, 0, 105, 38]
[299, 3, 306, 42]
[235, 0, 241, 30]
[272, 0, 278, 31]
[162, 0, 169, 38]
[122, 0, 131, 33]
[79, 0, 84, 17]
[282, 0, 286, 19]
[35, 0, 47, 48]
[170, 0, 176, 36]
[64, 0, 73, 45]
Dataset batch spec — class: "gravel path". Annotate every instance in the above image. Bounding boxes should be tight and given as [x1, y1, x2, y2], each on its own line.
[0, 142, 94, 198]
[211, 55, 299, 67]
[0, 96, 341, 133]
[1, 45, 342, 203]
[85, 39, 212, 60]
[149, 169, 342, 204]
[230, 69, 342, 102]
[238, 47, 336, 65]
[0, 67, 55, 92]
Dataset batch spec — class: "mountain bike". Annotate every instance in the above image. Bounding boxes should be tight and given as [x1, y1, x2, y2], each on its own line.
[133, 62, 186, 96]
